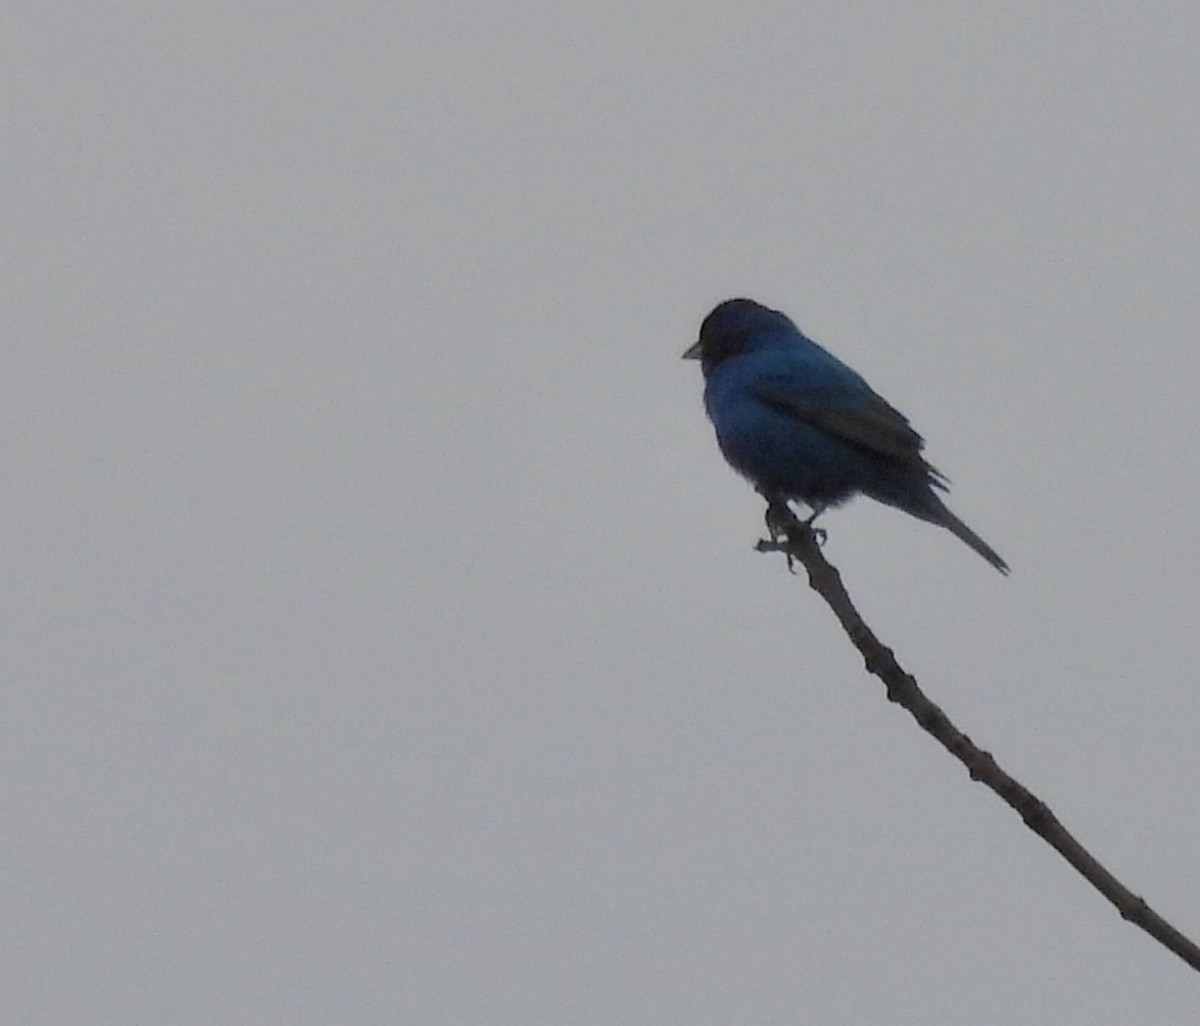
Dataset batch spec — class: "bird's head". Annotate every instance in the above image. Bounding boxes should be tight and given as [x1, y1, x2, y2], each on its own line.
[682, 298, 798, 371]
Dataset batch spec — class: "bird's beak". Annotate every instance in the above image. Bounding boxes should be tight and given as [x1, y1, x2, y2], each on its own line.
[682, 341, 702, 360]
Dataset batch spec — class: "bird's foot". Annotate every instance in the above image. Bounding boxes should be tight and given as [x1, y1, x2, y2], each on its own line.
[755, 498, 828, 572]
[801, 505, 827, 551]
[759, 498, 810, 573]
[763, 498, 793, 543]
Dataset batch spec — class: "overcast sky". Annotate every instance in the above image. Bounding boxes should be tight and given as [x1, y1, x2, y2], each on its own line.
[6, 3, 1200, 1023]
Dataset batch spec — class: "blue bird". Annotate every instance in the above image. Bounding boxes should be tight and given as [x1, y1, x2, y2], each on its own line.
[684, 298, 1008, 573]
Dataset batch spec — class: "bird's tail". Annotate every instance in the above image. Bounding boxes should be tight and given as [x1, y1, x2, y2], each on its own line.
[920, 493, 1009, 574]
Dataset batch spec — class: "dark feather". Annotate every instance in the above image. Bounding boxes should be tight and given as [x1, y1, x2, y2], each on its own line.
[752, 382, 946, 485]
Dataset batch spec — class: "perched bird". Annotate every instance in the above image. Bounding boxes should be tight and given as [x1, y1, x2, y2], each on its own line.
[684, 298, 1008, 573]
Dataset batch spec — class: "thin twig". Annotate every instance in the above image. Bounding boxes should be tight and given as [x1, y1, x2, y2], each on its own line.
[756, 503, 1200, 975]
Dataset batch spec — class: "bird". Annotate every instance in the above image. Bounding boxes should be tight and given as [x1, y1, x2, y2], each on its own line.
[683, 298, 1008, 573]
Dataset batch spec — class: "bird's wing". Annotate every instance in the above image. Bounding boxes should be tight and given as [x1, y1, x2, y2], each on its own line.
[751, 378, 945, 482]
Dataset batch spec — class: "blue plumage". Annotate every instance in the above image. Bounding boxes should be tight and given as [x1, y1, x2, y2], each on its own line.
[684, 298, 1008, 573]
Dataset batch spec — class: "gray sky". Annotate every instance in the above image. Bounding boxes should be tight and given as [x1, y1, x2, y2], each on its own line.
[6, 3, 1200, 1023]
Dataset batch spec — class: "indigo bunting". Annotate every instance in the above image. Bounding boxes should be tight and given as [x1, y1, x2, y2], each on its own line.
[684, 298, 1008, 573]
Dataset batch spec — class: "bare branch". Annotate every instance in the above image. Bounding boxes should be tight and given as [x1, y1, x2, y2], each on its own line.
[756, 503, 1200, 974]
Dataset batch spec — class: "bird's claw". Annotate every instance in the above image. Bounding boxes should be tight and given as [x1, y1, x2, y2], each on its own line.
[763, 497, 793, 541]
[757, 498, 808, 573]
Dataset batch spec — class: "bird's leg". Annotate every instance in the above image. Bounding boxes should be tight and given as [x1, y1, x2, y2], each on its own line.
[803, 503, 828, 546]
[763, 495, 792, 543]
[757, 495, 831, 569]
[760, 495, 803, 572]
